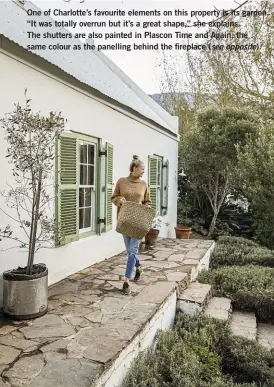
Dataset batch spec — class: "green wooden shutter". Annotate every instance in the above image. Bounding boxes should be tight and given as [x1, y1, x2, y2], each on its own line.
[95, 139, 102, 235]
[148, 156, 158, 213]
[161, 160, 169, 215]
[105, 143, 113, 232]
[56, 132, 79, 245]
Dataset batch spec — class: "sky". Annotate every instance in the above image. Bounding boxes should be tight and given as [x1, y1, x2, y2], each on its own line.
[32, 0, 243, 94]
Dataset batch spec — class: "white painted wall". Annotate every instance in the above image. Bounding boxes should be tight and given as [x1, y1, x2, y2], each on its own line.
[94, 291, 177, 387]
[0, 49, 178, 306]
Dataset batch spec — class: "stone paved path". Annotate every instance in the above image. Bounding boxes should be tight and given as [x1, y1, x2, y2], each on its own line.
[0, 238, 214, 387]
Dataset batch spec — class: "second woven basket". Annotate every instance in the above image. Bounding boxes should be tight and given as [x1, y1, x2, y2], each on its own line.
[116, 201, 155, 240]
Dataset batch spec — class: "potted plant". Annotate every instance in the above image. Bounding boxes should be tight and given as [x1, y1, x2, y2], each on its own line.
[176, 199, 192, 239]
[0, 91, 65, 320]
[145, 216, 168, 245]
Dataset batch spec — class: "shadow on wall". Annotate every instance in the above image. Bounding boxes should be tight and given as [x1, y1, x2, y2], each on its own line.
[0, 275, 3, 308]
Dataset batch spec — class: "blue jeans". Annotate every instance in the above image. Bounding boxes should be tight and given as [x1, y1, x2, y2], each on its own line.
[123, 235, 141, 279]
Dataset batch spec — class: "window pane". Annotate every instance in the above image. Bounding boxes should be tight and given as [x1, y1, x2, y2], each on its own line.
[80, 144, 87, 163]
[80, 165, 87, 185]
[79, 208, 84, 229]
[84, 188, 91, 207]
[79, 188, 84, 208]
[88, 145, 94, 165]
[88, 166, 94, 185]
[84, 207, 91, 228]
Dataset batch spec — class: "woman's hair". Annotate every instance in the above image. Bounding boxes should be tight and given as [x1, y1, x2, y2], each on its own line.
[129, 155, 143, 172]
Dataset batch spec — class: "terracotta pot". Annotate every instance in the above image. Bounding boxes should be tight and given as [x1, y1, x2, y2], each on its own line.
[145, 229, 160, 245]
[175, 226, 192, 239]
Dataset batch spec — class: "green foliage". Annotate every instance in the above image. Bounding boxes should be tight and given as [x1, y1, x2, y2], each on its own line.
[237, 121, 274, 249]
[177, 175, 254, 239]
[198, 265, 274, 323]
[181, 107, 258, 236]
[122, 328, 242, 387]
[123, 313, 267, 387]
[217, 236, 259, 247]
[175, 313, 274, 386]
[0, 90, 65, 273]
[211, 237, 274, 268]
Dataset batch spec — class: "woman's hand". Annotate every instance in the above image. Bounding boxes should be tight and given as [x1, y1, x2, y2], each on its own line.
[118, 197, 126, 207]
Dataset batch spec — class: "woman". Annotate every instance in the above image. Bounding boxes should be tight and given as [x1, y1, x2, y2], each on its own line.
[111, 155, 152, 295]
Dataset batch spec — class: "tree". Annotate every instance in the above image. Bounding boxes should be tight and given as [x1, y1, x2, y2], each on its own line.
[182, 107, 258, 236]
[237, 120, 274, 247]
[0, 91, 65, 274]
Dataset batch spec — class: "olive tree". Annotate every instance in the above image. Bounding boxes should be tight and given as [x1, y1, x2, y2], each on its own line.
[182, 107, 258, 236]
[0, 91, 65, 274]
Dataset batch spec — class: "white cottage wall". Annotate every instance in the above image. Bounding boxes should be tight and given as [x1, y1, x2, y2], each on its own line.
[0, 50, 178, 306]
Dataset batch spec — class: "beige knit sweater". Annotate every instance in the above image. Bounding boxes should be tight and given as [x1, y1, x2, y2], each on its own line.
[111, 175, 152, 216]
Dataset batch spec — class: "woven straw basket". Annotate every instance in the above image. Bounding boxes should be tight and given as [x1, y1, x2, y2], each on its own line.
[116, 201, 155, 240]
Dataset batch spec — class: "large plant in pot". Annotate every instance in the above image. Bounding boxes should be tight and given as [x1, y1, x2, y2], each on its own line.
[176, 198, 192, 239]
[0, 92, 64, 320]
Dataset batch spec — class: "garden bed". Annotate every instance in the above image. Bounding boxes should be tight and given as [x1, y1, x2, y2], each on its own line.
[198, 265, 274, 323]
[122, 314, 274, 387]
[210, 236, 274, 268]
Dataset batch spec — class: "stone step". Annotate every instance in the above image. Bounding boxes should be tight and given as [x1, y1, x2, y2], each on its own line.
[230, 311, 257, 341]
[177, 282, 212, 315]
[257, 323, 274, 350]
[204, 297, 232, 322]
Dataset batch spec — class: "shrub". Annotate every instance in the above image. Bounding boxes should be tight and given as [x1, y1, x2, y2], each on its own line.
[198, 265, 274, 323]
[175, 313, 274, 386]
[122, 327, 255, 387]
[211, 237, 274, 268]
[217, 236, 259, 247]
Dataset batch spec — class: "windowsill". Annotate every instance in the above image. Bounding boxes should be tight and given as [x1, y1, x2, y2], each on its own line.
[79, 231, 96, 239]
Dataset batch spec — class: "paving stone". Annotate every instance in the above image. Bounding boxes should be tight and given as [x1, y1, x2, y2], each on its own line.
[51, 293, 91, 306]
[49, 304, 93, 317]
[72, 327, 127, 363]
[19, 315, 75, 339]
[167, 254, 185, 262]
[40, 339, 70, 353]
[3, 354, 44, 386]
[230, 311, 257, 340]
[95, 274, 120, 281]
[112, 267, 127, 276]
[117, 301, 156, 326]
[48, 281, 79, 297]
[0, 325, 18, 336]
[0, 334, 38, 352]
[134, 282, 175, 304]
[179, 282, 212, 304]
[0, 344, 20, 368]
[0, 377, 8, 386]
[107, 281, 145, 293]
[152, 250, 173, 259]
[141, 260, 179, 269]
[183, 259, 200, 265]
[28, 359, 102, 387]
[257, 323, 274, 350]
[85, 310, 103, 324]
[185, 249, 208, 260]
[178, 282, 211, 315]
[204, 297, 232, 321]
[60, 315, 89, 327]
[166, 272, 188, 282]
[44, 351, 67, 362]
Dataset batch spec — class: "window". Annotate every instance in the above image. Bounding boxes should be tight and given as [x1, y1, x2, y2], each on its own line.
[79, 142, 96, 232]
[148, 155, 169, 216]
[55, 132, 113, 246]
